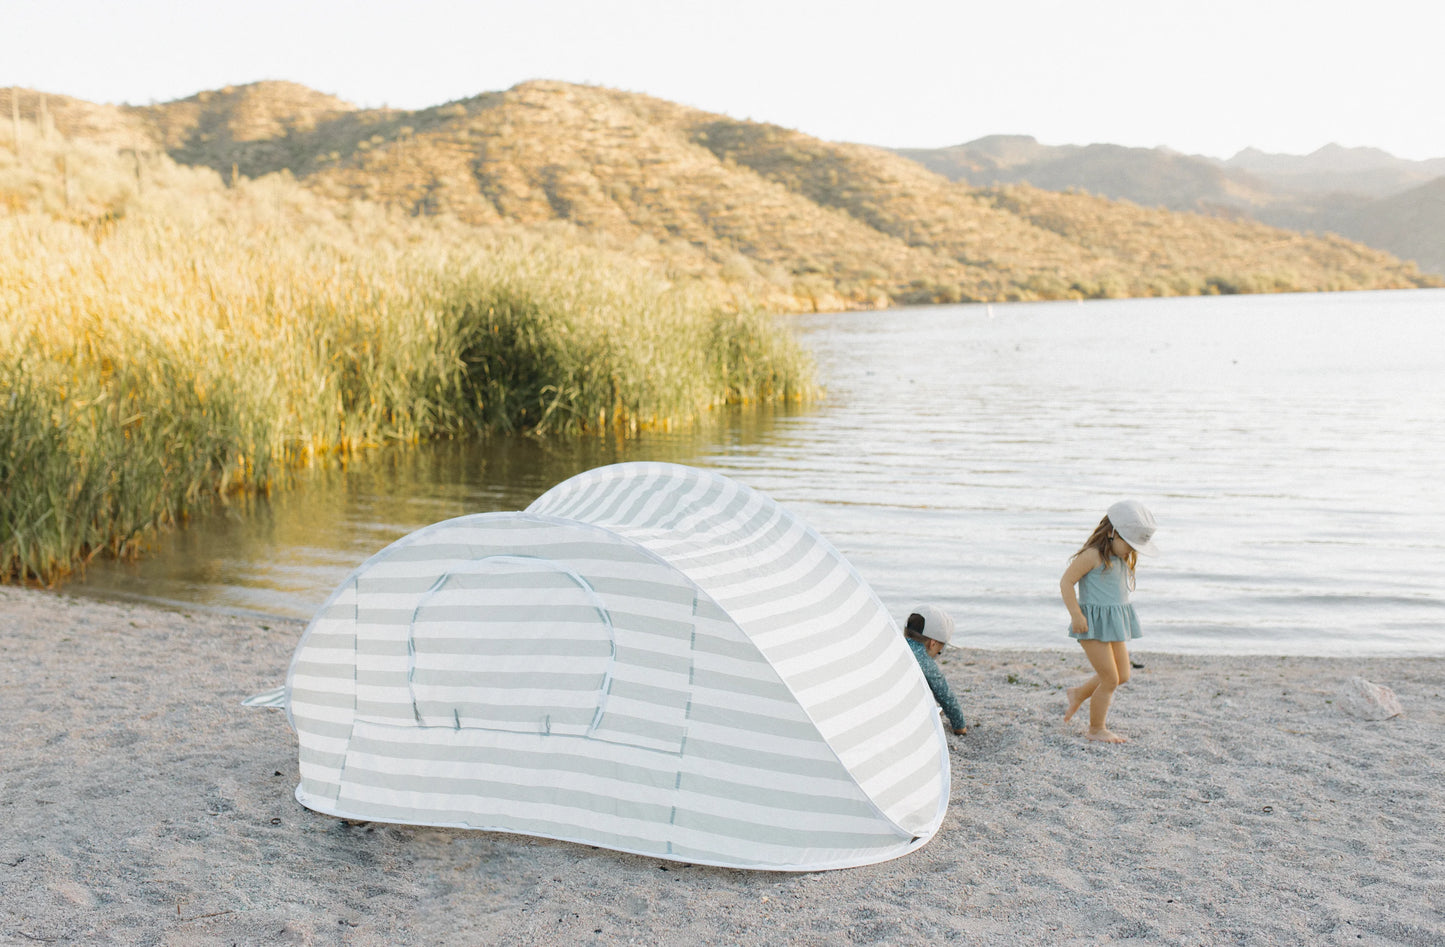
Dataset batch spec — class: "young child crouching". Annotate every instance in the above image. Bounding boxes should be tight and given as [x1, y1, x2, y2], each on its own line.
[903, 604, 968, 735]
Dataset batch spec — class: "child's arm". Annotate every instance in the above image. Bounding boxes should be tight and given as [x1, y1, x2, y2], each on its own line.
[1060, 549, 1101, 636]
[909, 641, 968, 734]
[930, 669, 968, 735]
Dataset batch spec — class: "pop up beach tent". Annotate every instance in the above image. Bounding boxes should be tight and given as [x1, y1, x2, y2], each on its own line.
[263, 461, 950, 871]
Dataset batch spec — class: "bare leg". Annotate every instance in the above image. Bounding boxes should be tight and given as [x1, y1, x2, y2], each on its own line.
[1079, 640, 1126, 743]
[1109, 641, 1132, 687]
[1064, 677, 1095, 722]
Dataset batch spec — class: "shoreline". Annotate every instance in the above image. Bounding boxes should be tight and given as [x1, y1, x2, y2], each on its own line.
[3, 585, 1442, 945]
[44, 584, 1445, 662]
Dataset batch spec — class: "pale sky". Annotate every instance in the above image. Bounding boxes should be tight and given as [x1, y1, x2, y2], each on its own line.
[7, 0, 1444, 161]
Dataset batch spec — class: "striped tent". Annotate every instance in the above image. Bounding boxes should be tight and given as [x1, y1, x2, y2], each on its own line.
[279, 462, 950, 871]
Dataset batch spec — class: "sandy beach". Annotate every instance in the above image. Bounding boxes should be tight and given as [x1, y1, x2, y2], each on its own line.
[2, 584, 1441, 946]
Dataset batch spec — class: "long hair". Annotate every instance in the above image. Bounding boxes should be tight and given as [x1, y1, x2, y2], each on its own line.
[1072, 514, 1137, 588]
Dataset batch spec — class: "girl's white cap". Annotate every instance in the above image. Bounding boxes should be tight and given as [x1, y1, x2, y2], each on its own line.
[1107, 500, 1159, 555]
[909, 604, 956, 644]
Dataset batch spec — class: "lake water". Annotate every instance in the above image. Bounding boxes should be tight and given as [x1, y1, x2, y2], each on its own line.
[69, 289, 1445, 656]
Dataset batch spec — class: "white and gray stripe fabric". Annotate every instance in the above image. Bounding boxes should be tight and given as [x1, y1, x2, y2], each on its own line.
[283, 462, 949, 871]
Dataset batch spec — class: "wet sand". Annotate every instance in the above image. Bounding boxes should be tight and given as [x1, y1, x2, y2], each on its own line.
[3, 585, 1441, 945]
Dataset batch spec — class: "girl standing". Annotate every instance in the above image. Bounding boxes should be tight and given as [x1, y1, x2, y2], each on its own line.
[1060, 500, 1158, 743]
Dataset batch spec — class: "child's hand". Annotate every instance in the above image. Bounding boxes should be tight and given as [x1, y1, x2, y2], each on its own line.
[1070, 613, 1088, 636]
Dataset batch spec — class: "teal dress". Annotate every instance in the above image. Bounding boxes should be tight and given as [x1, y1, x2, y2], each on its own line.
[1069, 557, 1142, 642]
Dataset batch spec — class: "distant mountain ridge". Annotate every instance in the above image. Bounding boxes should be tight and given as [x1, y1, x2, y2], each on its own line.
[2, 81, 1437, 307]
[1224, 143, 1445, 196]
[896, 137, 1445, 276]
[897, 137, 1274, 216]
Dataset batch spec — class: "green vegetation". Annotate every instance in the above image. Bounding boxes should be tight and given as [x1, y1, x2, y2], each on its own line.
[0, 124, 814, 582]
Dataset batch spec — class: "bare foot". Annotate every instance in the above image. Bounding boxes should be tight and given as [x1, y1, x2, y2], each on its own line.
[1064, 685, 1088, 722]
[1087, 727, 1127, 744]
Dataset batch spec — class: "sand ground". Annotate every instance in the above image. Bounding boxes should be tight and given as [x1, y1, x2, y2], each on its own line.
[2, 585, 1442, 946]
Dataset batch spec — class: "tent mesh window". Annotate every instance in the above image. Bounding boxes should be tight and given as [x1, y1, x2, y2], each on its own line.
[408, 557, 615, 735]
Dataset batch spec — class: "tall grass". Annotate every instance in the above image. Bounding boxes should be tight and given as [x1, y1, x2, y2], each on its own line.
[0, 138, 815, 582]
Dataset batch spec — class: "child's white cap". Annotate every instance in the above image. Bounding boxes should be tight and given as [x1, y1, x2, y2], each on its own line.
[908, 604, 956, 644]
[1107, 500, 1160, 555]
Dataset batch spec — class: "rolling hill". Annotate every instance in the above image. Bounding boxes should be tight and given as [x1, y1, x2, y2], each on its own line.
[4, 81, 1438, 308]
[896, 136, 1276, 216]
[897, 136, 1445, 278]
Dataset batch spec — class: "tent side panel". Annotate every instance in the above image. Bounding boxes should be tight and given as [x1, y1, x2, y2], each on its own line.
[305, 598, 918, 871]
[288, 580, 359, 805]
[662, 513, 948, 840]
[527, 463, 949, 841]
[758, 601, 949, 838]
[672, 604, 918, 869]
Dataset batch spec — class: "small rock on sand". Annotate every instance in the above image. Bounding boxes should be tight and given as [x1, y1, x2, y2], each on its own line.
[1338, 676, 1405, 720]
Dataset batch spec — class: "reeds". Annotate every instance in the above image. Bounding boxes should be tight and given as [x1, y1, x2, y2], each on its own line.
[0, 139, 815, 582]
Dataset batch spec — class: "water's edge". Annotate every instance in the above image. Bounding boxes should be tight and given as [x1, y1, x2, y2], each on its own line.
[61, 290, 1445, 657]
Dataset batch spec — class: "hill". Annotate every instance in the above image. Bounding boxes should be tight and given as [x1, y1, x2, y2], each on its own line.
[1334, 176, 1445, 276]
[1224, 144, 1445, 198]
[896, 136, 1275, 217]
[896, 136, 1445, 278]
[4, 82, 1437, 306]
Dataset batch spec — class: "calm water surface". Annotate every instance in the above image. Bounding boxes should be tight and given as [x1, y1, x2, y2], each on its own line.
[70, 289, 1445, 656]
